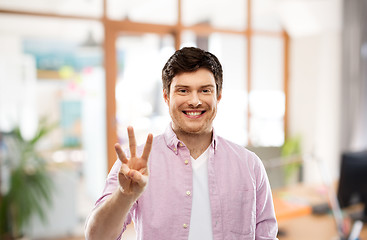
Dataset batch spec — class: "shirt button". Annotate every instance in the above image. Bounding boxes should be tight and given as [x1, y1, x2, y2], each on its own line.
[184, 159, 189, 165]
[173, 148, 177, 152]
[183, 223, 188, 229]
[186, 190, 191, 196]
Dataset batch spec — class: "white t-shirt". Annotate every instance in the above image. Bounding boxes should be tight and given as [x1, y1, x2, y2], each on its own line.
[188, 147, 213, 240]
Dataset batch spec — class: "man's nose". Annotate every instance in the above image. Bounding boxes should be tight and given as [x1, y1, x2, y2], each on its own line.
[188, 92, 202, 107]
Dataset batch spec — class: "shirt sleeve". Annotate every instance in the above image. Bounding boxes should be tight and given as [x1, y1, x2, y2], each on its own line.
[253, 154, 279, 240]
[94, 159, 138, 239]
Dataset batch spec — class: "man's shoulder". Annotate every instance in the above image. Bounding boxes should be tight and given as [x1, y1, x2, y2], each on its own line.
[216, 135, 261, 162]
[216, 135, 253, 154]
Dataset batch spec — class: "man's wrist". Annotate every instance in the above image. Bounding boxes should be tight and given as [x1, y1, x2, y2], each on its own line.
[117, 186, 138, 203]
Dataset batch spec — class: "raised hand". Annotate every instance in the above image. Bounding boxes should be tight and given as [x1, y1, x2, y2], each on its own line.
[114, 126, 153, 198]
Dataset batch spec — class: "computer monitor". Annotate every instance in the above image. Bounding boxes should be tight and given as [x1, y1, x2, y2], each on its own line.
[337, 150, 367, 222]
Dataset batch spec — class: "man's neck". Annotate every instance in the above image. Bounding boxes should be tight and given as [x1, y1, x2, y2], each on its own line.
[174, 129, 213, 159]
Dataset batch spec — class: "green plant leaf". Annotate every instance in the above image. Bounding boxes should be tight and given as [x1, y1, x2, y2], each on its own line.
[0, 118, 56, 237]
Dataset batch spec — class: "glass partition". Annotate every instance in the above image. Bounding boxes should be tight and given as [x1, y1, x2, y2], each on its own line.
[250, 36, 284, 146]
[115, 34, 175, 147]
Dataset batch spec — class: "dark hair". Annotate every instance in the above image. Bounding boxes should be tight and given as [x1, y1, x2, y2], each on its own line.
[162, 47, 223, 97]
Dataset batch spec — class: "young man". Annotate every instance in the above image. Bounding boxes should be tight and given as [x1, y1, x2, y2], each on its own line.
[85, 47, 278, 240]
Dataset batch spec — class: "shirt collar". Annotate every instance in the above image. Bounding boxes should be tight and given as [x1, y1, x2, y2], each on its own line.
[163, 123, 218, 154]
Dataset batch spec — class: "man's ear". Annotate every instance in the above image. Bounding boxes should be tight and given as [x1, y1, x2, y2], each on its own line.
[217, 91, 222, 103]
[163, 89, 169, 104]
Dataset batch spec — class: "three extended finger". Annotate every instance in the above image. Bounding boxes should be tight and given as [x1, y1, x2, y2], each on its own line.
[127, 126, 137, 157]
[115, 143, 128, 164]
[141, 133, 153, 161]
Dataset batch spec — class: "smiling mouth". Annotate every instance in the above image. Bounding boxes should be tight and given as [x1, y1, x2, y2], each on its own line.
[183, 111, 205, 116]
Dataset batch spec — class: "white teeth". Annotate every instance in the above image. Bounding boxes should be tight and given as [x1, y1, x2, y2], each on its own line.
[186, 111, 201, 116]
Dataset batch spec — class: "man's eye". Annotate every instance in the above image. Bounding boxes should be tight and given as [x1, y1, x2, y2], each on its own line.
[178, 89, 187, 93]
[202, 89, 212, 93]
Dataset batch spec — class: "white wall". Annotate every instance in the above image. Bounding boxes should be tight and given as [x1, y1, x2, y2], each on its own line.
[289, 33, 342, 183]
[286, 0, 343, 183]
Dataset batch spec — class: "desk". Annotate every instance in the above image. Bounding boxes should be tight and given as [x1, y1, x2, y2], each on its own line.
[274, 184, 367, 240]
[278, 214, 367, 240]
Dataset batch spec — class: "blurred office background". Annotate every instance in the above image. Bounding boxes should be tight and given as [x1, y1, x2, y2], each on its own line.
[0, 0, 366, 239]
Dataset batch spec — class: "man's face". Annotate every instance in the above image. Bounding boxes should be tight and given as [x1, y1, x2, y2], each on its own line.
[163, 68, 222, 136]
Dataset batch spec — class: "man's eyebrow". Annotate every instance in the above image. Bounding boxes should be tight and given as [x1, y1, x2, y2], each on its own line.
[174, 84, 189, 88]
[200, 84, 215, 88]
[173, 84, 215, 89]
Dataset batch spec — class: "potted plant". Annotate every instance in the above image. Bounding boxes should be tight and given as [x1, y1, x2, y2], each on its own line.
[281, 135, 303, 185]
[0, 118, 55, 239]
